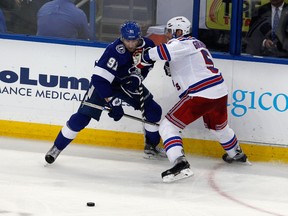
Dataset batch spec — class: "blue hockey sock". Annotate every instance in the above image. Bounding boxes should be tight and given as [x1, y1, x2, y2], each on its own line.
[145, 130, 161, 147]
[54, 131, 73, 150]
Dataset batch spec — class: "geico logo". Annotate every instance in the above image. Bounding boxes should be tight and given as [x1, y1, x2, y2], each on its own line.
[0, 67, 89, 90]
[229, 90, 288, 117]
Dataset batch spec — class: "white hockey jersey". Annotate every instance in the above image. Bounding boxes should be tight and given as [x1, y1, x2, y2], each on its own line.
[148, 36, 228, 99]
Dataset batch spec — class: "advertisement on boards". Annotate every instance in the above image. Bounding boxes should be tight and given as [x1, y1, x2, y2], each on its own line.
[205, 0, 271, 31]
[0, 39, 95, 125]
[1, 38, 288, 146]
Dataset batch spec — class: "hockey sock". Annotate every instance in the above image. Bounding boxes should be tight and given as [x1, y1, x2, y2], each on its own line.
[54, 124, 78, 150]
[144, 120, 161, 147]
[159, 118, 184, 163]
[54, 112, 92, 150]
[210, 125, 240, 158]
[163, 136, 184, 163]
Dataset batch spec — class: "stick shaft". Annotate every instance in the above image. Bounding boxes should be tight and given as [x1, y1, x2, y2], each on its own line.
[138, 85, 146, 144]
[82, 101, 159, 126]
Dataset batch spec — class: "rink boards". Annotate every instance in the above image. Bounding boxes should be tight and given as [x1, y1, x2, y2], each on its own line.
[1, 37, 288, 163]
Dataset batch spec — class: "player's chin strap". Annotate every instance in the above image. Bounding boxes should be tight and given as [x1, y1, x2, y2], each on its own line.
[82, 101, 159, 126]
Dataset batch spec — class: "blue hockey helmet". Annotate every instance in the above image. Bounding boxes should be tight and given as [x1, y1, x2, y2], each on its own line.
[120, 21, 141, 40]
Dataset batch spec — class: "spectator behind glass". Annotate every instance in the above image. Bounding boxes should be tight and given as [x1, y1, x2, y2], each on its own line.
[245, 0, 288, 57]
[37, 0, 89, 40]
[0, 0, 20, 10]
[5, 0, 49, 35]
[0, 0, 21, 34]
[0, 8, 7, 33]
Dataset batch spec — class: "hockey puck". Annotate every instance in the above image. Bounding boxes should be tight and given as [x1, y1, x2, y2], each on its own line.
[86, 202, 95, 207]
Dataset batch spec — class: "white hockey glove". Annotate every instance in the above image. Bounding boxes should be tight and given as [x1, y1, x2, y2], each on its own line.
[132, 48, 152, 69]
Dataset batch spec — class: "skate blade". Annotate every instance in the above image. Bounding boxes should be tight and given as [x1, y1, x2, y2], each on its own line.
[230, 159, 252, 166]
[143, 153, 167, 160]
[243, 159, 252, 166]
[162, 168, 194, 183]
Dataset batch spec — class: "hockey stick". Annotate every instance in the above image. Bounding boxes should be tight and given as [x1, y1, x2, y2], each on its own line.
[82, 101, 159, 126]
[138, 84, 146, 143]
[138, 85, 145, 122]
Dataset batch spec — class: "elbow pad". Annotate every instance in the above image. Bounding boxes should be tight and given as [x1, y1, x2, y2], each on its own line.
[91, 74, 113, 99]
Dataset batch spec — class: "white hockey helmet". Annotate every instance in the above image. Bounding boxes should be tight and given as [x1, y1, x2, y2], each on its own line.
[165, 16, 191, 37]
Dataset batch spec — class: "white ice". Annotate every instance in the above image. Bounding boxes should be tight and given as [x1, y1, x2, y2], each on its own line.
[0, 137, 287, 216]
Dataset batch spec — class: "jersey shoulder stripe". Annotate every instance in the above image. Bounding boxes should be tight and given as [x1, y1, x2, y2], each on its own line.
[177, 36, 194, 41]
[156, 43, 171, 61]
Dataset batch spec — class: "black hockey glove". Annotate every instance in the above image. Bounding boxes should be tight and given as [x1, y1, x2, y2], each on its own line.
[122, 74, 142, 93]
[122, 67, 144, 93]
[107, 97, 124, 121]
[164, 61, 171, 77]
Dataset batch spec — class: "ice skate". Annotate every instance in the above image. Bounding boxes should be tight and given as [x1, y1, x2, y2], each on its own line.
[222, 148, 251, 165]
[144, 143, 167, 159]
[45, 145, 62, 164]
[161, 156, 194, 183]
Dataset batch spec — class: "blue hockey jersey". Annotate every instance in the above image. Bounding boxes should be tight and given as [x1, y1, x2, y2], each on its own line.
[92, 37, 155, 99]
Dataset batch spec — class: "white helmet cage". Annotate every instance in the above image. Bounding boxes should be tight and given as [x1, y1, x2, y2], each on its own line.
[165, 16, 191, 37]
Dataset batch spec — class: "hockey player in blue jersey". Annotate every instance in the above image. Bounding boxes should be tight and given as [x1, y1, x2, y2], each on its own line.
[45, 21, 165, 164]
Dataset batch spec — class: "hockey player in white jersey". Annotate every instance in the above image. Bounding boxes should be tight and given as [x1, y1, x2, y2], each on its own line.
[134, 16, 250, 182]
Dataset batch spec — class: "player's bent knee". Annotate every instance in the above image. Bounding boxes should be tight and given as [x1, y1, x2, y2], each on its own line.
[68, 112, 91, 132]
[159, 118, 181, 138]
[144, 100, 162, 123]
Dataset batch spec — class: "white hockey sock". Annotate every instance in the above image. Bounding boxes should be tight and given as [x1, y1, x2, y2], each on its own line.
[164, 139, 184, 164]
[160, 118, 184, 164]
[210, 125, 240, 158]
[61, 123, 78, 139]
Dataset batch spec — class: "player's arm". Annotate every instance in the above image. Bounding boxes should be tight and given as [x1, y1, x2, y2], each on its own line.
[144, 37, 204, 63]
[92, 46, 119, 99]
[91, 66, 114, 100]
[147, 41, 195, 62]
[91, 69, 124, 121]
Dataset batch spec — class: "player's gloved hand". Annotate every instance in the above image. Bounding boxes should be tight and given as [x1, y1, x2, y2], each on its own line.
[107, 97, 124, 121]
[122, 66, 144, 93]
[164, 61, 171, 77]
[122, 74, 143, 93]
[133, 48, 152, 69]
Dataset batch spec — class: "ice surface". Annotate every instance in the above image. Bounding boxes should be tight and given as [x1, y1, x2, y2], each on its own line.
[0, 137, 287, 216]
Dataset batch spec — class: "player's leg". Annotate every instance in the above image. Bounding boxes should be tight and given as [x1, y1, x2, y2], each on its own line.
[117, 85, 165, 158]
[45, 83, 104, 164]
[45, 112, 91, 164]
[209, 125, 250, 164]
[204, 95, 250, 164]
[142, 98, 166, 158]
[159, 118, 193, 182]
[159, 96, 201, 182]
